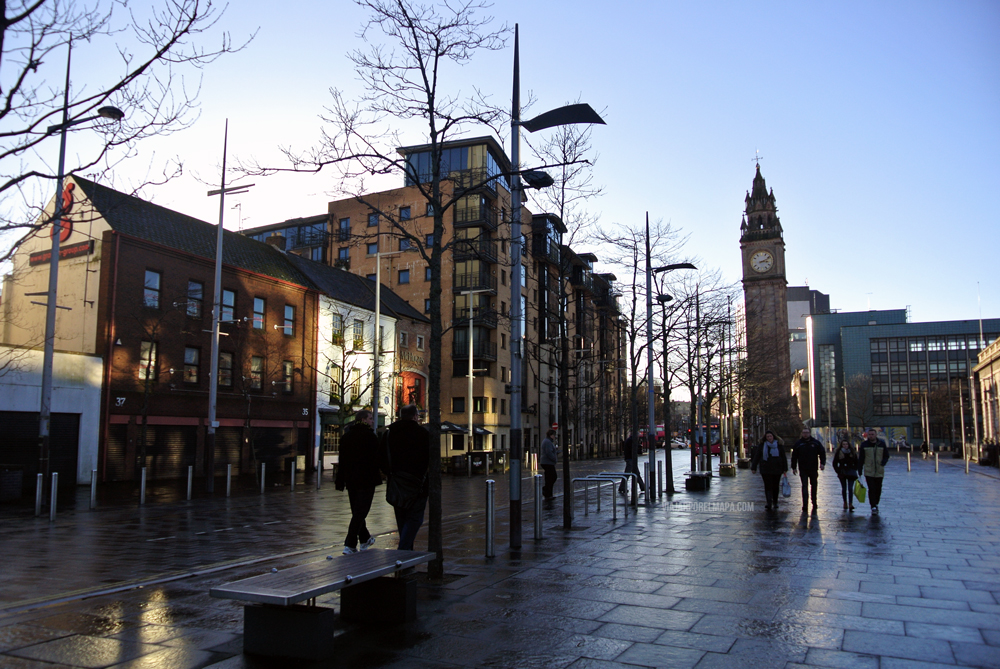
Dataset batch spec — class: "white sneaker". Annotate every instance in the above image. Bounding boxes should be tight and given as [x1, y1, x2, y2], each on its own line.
[342, 545, 357, 555]
[360, 536, 376, 551]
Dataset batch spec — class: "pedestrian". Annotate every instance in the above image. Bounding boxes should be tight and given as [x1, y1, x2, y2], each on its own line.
[334, 409, 383, 554]
[618, 433, 646, 495]
[540, 428, 558, 499]
[858, 428, 890, 515]
[832, 439, 859, 511]
[791, 427, 826, 514]
[750, 430, 787, 511]
[379, 404, 430, 550]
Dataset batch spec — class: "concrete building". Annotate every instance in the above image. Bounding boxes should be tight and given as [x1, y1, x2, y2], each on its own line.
[973, 335, 1000, 451]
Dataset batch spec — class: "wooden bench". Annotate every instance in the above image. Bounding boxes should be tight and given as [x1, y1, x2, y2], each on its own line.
[210, 548, 435, 660]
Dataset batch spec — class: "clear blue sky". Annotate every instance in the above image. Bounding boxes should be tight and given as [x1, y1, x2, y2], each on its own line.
[98, 0, 999, 324]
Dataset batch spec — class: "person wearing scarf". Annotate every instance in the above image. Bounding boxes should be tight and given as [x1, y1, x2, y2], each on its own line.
[750, 430, 788, 511]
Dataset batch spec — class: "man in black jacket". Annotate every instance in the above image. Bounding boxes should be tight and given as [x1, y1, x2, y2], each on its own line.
[379, 404, 430, 550]
[791, 427, 826, 513]
[335, 410, 382, 554]
[618, 433, 646, 495]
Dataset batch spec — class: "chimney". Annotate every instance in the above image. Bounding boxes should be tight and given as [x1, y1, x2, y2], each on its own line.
[265, 233, 286, 252]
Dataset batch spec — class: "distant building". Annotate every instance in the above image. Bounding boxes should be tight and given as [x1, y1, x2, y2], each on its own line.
[973, 335, 1000, 451]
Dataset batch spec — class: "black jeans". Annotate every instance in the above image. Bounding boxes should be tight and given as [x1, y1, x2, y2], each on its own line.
[867, 477, 884, 507]
[345, 485, 375, 549]
[393, 495, 427, 551]
[839, 475, 858, 506]
[619, 459, 646, 492]
[541, 464, 557, 498]
[762, 473, 781, 508]
[799, 471, 818, 507]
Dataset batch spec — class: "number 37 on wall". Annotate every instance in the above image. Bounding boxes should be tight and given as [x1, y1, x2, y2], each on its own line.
[115, 397, 126, 407]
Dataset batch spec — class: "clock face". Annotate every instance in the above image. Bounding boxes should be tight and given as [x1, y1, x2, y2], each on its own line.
[750, 250, 774, 273]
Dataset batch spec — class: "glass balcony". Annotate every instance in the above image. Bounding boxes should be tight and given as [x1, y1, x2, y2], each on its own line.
[454, 204, 499, 231]
[453, 238, 498, 264]
[453, 272, 498, 294]
[452, 340, 498, 361]
[453, 306, 498, 329]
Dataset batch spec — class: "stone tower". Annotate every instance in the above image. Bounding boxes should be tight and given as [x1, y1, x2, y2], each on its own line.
[740, 164, 796, 436]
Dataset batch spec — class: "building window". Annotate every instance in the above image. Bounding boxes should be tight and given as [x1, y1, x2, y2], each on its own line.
[426, 203, 434, 217]
[186, 280, 203, 318]
[453, 397, 465, 413]
[425, 267, 432, 281]
[501, 333, 507, 350]
[282, 361, 293, 393]
[473, 397, 487, 413]
[144, 270, 161, 308]
[253, 297, 265, 329]
[399, 269, 410, 284]
[328, 364, 342, 401]
[283, 305, 294, 336]
[183, 347, 199, 383]
[368, 212, 379, 227]
[399, 238, 412, 251]
[491, 397, 497, 413]
[350, 368, 361, 400]
[221, 289, 235, 322]
[367, 274, 377, 282]
[139, 341, 157, 380]
[332, 313, 344, 344]
[501, 366, 507, 382]
[416, 335, 425, 351]
[425, 233, 434, 247]
[501, 269, 507, 286]
[400, 206, 410, 220]
[424, 299, 430, 313]
[337, 247, 350, 269]
[338, 217, 350, 241]
[399, 331, 409, 348]
[219, 352, 233, 387]
[353, 319, 365, 350]
[500, 398, 506, 415]
[250, 356, 263, 390]
[367, 242, 378, 255]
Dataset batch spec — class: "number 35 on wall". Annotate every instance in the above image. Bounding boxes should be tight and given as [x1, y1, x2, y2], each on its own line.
[302, 408, 309, 416]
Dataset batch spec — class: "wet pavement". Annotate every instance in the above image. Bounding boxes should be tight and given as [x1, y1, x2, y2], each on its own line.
[1, 450, 998, 668]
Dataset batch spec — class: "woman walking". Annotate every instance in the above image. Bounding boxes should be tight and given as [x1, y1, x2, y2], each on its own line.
[832, 439, 859, 511]
[750, 430, 788, 511]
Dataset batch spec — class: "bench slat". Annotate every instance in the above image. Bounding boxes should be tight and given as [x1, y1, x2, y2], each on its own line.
[210, 549, 435, 606]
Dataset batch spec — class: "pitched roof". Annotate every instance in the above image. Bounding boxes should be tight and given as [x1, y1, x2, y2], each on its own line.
[282, 252, 428, 324]
[71, 175, 318, 288]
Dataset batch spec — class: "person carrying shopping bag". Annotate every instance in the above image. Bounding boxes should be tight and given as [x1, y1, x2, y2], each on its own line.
[832, 439, 859, 511]
[750, 430, 787, 512]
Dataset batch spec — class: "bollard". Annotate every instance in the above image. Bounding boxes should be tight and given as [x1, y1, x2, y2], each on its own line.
[583, 480, 590, 516]
[291, 459, 296, 491]
[35, 473, 43, 516]
[226, 464, 232, 497]
[140, 467, 147, 506]
[49, 472, 58, 522]
[907, 453, 911, 472]
[965, 455, 970, 475]
[935, 453, 939, 473]
[260, 463, 266, 494]
[485, 479, 496, 557]
[644, 462, 651, 507]
[187, 465, 193, 501]
[316, 458, 322, 489]
[658, 461, 664, 499]
[90, 470, 97, 510]
[631, 472, 638, 508]
[534, 474, 544, 540]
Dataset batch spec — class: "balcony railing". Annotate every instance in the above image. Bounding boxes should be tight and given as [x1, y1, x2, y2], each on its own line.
[453, 271, 498, 293]
[450, 167, 498, 196]
[334, 258, 350, 270]
[453, 306, 498, 329]
[452, 340, 498, 361]
[453, 238, 499, 264]
[454, 204, 499, 231]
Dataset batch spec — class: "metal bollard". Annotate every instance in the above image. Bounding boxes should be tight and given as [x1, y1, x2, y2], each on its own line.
[644, 462, 651, 507]
[290, 459, 296, 491]
[35, 473, 42, 516]
[907, 453, 911, 472]
[935, 453, 939, 473]
[658, 461, 664, 499]
[187, 465, 193, 500]
[140, 467, 147, 505]
[485, 479, 496, 557]
[260, 463, 266, 494]
[49, 472, 58, 522]
[90, 470, 97, 510]
[226, 464, 232, 497]
[534, 474, 544, 540]
[631, 473, 638, 508]
[965, 455, 969, 475]
[316, 459, 322, 489]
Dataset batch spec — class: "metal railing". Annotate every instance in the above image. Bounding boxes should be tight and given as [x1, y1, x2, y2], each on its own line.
[453, 238, 499, 263]
[453, 306, 498, 329]
[453, 272, 498, 293]
[454, 204, 499, 230]
[451, 340, 498, 360]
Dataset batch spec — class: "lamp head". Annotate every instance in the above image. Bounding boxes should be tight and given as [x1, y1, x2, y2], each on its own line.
[656, 294, 673, 304]
[97, 106, 124, 121]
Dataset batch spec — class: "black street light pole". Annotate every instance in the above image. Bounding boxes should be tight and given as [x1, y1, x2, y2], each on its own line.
[509, 24, 605, 543]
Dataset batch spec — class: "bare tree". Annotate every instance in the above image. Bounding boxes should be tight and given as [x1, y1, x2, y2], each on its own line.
[0, 0, 250, 262]
[845, 372, 875, 435]
[244, 0, 507, 577]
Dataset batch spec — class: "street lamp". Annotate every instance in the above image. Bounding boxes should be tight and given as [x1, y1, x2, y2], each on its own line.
[509, 24, 605, 542]
[37, 40, 123, 504]
[655, 293, 676, 493]
[459, 288, 492, 459]
[371, 244, 407, 432]
[645, 242, 695, 498]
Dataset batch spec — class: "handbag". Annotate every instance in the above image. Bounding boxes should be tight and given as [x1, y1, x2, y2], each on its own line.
[854, 479, 867, 503]
[780, 474, 791, 498]
[845, 469, 858, 479]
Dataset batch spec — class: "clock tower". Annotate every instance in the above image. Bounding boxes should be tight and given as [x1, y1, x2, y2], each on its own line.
[740, 164, 796, 435]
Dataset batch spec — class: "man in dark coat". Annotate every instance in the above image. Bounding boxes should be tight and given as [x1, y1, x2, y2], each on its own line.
[335, 409, 382, 554]
[791, 427, 826, 513]
[540, 428, 558, 499]
[379, 404, 430, 551]
[618, 433, 646, 495]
